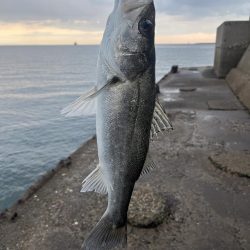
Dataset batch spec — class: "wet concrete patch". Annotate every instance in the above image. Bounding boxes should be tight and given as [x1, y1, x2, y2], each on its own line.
[209, 152, 250, 178]
[207, 100, 244, 110]
[193, 110, 250, 151]
[179, 87, 197, 92]
[201, 67, 217, 79]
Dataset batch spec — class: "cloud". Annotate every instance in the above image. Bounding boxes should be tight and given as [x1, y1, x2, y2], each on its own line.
[0, 0, 249, 45]
[0, 0, 113, 22]
[156, 32, 215, 44]
[1, 0, 249, 23]
[0, 21, 103, 45]
[155, 0, 250, 19]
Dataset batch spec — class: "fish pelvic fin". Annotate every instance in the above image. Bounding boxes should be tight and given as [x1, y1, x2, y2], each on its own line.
[150, 98, 173, 140]
[82, 213, 127, 250]
[81, 165, 110, 194]
[140, 153, 156, 176]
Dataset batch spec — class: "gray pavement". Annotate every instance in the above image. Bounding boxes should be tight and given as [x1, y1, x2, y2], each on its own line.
[0, 67, 250, 250]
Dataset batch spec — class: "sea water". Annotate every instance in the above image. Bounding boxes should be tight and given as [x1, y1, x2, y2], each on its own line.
[0, 44, 215, 211]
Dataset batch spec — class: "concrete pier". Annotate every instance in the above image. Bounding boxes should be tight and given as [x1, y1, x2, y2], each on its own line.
[1, 67, 250, 250]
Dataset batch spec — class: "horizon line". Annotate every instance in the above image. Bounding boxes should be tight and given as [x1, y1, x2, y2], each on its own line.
[0, 42, 216, 46]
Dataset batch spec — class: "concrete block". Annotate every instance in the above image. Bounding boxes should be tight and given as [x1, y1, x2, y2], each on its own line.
[214, 47, 248, 78]
[226, 45, 250, 110]
[227, 68, 247, 93]
[216, 21, 250, 47]
[238, 45, 250, 75]
[214, 21, 250, 78]
[238, 82, 250, 109]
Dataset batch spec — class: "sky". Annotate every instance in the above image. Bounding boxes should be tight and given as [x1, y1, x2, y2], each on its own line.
[0, 0, 249, 45]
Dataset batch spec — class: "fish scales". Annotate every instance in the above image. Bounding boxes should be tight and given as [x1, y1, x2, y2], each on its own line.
[98, 76, 155, 215]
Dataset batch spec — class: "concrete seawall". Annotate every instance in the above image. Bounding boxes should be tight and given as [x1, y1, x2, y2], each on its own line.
[226, 45, 250, 110]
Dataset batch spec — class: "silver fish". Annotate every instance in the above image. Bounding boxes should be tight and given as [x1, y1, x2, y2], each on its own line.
[62, 0, 172, 249]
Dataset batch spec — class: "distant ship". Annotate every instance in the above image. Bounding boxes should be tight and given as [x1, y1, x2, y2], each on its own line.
[74, 42, 78, 46]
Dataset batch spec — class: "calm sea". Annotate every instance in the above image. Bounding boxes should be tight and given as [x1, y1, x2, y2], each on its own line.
[0, 44, 215, 211]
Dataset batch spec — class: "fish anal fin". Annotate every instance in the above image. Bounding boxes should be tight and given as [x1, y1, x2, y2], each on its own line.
[81, 165, 108, 194]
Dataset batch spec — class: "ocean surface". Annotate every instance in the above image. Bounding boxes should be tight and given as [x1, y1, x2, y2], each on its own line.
[0, 44, 215, 211]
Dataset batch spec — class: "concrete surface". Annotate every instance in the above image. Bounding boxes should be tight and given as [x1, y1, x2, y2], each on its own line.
[214, 21, 250, 78]
[209, 152, 250, 178]
[0, 67, 250, 250]
[227, 45, 250, 110]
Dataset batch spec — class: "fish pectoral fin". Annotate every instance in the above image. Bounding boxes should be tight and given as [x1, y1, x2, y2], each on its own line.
[150, 98, 173, 140]
[140, 153, 156, 176]
[61, 77, 121, 117]
[82, 213, 127, 250]
[81, 165, 108, 194]
[61, 87, 97, 117]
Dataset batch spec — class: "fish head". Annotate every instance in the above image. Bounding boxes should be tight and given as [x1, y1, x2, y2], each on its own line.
[102, 0, 155, 81]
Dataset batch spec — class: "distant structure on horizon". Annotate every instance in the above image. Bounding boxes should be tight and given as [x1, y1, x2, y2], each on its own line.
[74, 42, 78, 46]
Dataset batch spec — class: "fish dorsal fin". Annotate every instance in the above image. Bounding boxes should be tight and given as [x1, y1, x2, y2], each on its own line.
[150, 99, 173, 140]
[61, 77, 120, 117]
[140, 153, 156, 176]
[81, 165, 110, 194]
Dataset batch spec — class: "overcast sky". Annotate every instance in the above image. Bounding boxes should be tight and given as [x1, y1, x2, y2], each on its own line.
[0, 0, 249, 45]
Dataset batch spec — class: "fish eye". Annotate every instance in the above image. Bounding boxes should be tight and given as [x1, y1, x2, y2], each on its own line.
[138, 19, 153, 37]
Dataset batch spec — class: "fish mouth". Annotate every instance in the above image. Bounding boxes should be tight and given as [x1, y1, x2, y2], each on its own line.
[122, 51, 140, 56]
[121, 49, 149, 57]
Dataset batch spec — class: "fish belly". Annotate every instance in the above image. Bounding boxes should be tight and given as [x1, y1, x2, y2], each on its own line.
[96, 79, 155, 224]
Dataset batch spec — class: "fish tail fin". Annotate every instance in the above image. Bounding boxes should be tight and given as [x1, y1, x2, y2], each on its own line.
[82, 213, 127, 250]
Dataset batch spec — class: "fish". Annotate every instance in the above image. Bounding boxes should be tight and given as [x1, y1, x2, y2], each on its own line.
[61, 0, 172, 249]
